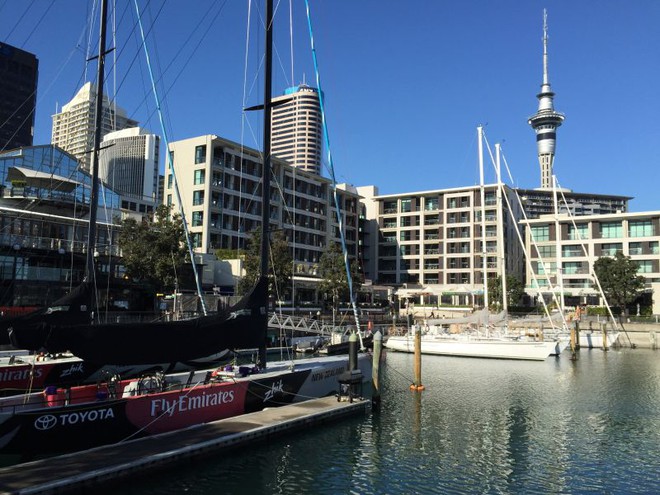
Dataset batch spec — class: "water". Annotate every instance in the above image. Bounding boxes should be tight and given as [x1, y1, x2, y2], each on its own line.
[108, 349, 660, 494]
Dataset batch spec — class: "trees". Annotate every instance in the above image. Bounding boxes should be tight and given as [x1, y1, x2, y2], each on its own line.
[592, 251, 646, 316]
[487, 275, 525, 309]
[237, 229, 292, 304]
[318, 242, 363, 317]
[117, 204, 188, 292]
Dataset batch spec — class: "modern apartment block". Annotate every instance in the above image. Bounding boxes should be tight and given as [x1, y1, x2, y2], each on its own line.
[521, 212, 660, 312]
[0, 42, 38, 151]
[271, 84, 322, 175]
[51, 82, 138, 172]
[166, 135, 360, 299]
[99, 127, 160, 215]
[367, 185, 525, 306]
[514, 188, 631, 219]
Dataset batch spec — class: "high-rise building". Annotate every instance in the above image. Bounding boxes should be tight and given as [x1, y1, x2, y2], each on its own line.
[51, 82, 138, 171]
[99, 127, 160, 215]
[271, 84, 322, 175]
[528, 10, 564, 190]
[0, 42, 38, 152]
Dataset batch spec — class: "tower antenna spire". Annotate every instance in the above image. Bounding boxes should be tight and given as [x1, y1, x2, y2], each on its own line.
[528, 9, 565, 190]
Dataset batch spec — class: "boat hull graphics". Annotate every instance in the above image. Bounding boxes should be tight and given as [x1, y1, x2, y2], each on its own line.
[0, 354, 371, 458]
[0, 351, 232, 396]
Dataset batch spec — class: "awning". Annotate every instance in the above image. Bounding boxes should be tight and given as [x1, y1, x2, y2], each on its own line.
[7, 166, 81, 193]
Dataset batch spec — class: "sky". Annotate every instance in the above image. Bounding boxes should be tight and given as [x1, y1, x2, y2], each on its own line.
[1, 0, 659, 212]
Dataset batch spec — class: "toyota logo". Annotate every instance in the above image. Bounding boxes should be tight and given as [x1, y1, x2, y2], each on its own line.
[34, 415, 57, 431]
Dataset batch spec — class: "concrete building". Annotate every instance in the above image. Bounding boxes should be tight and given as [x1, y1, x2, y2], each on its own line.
[514, 187, 630, 219]
[99, 127, 160, 216]
[166, 135, 360, 299]
[366, 185, 525, 307]
[51, 82, 138, 172]
[271, 84, 322, 175]
[521, 211, 660, 314]
[0, 42, 38, 151]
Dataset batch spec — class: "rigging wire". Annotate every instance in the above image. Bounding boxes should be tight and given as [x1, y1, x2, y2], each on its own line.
[133, 0, 207, 315]
[18, 0, 55, 49]
[303, 0, 363, 348]
[3, 0, 36, 44]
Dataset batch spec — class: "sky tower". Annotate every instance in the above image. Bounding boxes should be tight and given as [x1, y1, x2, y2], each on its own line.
[528, 10, 564, 189]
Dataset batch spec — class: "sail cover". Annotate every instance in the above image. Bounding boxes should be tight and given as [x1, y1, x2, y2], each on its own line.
[4, 280, 95, 349]
[7, 277, 268, 365]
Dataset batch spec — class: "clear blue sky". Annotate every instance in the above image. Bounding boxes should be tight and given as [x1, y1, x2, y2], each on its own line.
[2, 1, 659, 211]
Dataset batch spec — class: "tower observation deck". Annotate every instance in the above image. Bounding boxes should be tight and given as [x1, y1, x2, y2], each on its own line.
[528, 10, 564, 190]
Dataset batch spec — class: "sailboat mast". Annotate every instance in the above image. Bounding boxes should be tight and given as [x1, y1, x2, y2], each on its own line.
[258, 0, 274, 369]
[478, 126, 488, 310]
[86, 0, 108, 286]
[495, 143, 508, 314]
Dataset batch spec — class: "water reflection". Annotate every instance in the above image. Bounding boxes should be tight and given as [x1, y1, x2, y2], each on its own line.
[111, 349, 660, 495]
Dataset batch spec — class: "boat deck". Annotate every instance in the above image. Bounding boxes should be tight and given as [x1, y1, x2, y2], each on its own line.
[0, 396, 370, 495]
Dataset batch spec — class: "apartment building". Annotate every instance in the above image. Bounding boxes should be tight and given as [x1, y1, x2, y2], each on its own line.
[51, 82, 138, 171]
[521, 212, 660, 312]
[166, 135, 360, 299]
[271, 84, 322, 175]
[368, 185, 524, 306]
[99, 127, 160, 215]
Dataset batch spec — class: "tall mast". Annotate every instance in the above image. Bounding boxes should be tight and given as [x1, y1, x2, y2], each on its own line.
[258, 0, 274, 369]
[478, 126, 489, 312]
[86, 0, 108, 288]
[495, 143, 507, 315]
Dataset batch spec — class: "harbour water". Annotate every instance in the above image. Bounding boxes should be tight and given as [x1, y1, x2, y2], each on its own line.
[108, 348, 659, 494]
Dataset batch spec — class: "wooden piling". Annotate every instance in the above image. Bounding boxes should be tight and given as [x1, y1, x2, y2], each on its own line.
[372, 331, 382, 408]
[410, 325, 425, 391]
[601, 323, 609, 351]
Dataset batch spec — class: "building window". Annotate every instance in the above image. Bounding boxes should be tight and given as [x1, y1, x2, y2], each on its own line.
[537, 245, 555, 258]
[425, 197, 439, 211]
[562, 245, 583, 258]
[629, 242, 643, 256]
[601, 221, 622, 239]
[568, 224, 589, 240]
[530, 225, 550, 242]
[636, 260, 653, 273]
[629, 220, 653, 238]
[537, 261, 556, 275]
[194, 145, 207, 164]
[166, 194, 172, 206]
[601, 243, 623, 256]
[167, 174, 173, 189]
[192, 211, 204, 227]
[193, 190, 205, 206]
[650, 241, 659, 255]
[400, 199, 412, 213]
[194, 169, 206, 185]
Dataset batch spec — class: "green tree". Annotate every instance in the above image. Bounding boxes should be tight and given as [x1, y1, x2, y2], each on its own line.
[487, 275, 525, 309]
[117, 204, 188, 292]
[237, 229, 292, 304]
[318, 242, 363, 316]
[592, 251, 646, 316]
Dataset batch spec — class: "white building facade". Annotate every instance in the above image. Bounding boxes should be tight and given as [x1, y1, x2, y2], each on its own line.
[99, 127, 160, 215]
[166, 135, 361, 300]
[51, 82, 138, 171]
[522, 212, 660, 313]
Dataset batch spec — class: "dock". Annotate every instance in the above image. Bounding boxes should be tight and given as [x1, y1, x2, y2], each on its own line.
[0, 396, 370, 495]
